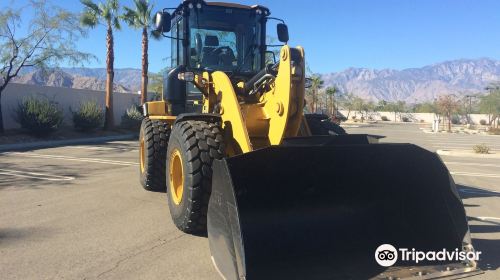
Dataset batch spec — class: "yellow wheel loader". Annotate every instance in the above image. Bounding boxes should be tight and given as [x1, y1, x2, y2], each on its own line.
[138, 1, 481, 279]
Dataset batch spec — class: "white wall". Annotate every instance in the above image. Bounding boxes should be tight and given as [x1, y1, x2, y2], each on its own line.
[1, 83, 140, 130]
[339, 110, 491, 124]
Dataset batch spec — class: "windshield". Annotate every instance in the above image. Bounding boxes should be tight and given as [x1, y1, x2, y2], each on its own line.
[188, 5, 263, 73]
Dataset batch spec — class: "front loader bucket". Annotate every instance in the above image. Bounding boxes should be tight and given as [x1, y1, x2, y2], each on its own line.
[208, 141, 480, 279]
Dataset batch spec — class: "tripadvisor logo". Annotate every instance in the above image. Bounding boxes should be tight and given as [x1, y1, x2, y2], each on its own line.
[375, 244, 398, 267]
[374, 244, 481, 267]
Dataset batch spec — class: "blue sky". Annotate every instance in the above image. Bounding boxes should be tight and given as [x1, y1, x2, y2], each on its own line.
[6, 0, 500, 73]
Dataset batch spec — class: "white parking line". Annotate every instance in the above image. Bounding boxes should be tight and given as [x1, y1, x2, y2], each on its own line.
[437, 147, 497, 151]
[477, 217, 500, 221]
[432, 143, 499, 146]
[0, 168, 75, 181]
[66, 146, 138, 152]
[450, 171, 500, 178]
[66, 146, 118, 151]
[427, 139, 493, 143]
[2, 152, 139, 166]
[445, 162, 500, 168]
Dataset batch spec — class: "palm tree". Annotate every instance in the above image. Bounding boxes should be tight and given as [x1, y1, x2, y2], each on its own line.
[325, 86, 337, 117]
[310, 75, 324, 113]
[80, 0, 121, 129]
[122, 0, 157, 105]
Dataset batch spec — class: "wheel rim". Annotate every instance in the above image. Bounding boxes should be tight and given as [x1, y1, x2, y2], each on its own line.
[139, 136, 145, 173]
[169, 149, 184, 205]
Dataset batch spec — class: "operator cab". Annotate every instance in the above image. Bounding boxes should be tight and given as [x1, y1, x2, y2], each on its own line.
[154, 0, 289, 115]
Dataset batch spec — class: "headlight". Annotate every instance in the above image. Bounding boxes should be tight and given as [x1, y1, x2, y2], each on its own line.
[178, 72, 195, 82]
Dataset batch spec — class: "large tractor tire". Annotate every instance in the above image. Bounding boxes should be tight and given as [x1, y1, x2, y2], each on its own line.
[139, 118, 170, 192]
[166, 120, 225, 234]
[306, 114, 347, 135]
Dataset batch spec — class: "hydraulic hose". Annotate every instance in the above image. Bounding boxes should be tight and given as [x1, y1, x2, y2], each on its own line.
[244, 62, 279, 94]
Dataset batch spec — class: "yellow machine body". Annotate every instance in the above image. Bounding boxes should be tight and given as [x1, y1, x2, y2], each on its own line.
[146, 45, 308, 156]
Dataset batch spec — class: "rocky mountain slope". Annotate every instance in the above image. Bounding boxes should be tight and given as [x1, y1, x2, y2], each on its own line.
[12, 58, 500, 101]
[13, 69, 131, 93]
[321, 58, 500, 102]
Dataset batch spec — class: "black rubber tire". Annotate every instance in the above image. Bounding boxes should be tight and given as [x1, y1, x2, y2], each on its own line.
[305, 114, 347, 135]
[166, 120, 225, 234]
[139, 118, 170, 192]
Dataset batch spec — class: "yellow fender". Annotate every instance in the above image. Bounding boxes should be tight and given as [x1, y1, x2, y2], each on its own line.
[211, 71, 253, 154]
[263, 46, 305, 145]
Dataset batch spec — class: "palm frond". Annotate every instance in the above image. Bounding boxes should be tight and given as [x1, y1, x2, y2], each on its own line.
[80, 11, 99, 27]
[136, 0, 148, 16]
[109, 0, 119, 11]
[101, 4, 111, 21]
[123, 0, 152, 28]
[80, 0, 100, 13]
[122, 6, 138, 27]
[113, 16, 121, 30]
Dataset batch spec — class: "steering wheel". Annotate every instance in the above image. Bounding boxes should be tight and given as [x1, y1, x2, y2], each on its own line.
[212, 46, 235, 66]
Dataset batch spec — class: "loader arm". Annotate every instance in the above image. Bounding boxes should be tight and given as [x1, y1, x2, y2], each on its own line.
[200, 45, 306, 156]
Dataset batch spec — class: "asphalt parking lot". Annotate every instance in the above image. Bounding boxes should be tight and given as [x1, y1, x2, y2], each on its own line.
[346, 123, 500, 280]
[0, 141, 220, 280]
[1, 123, 499, 279]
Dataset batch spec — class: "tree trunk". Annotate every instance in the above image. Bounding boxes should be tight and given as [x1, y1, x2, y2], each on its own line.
[104, 24, 115, 130]
[312, 90, 315, 113]
[141, 27, 148, 105]
[331, 94, 335, 116]
[447, 114, 452, 132]
[313, 89, 317, 113]
[0, 91, 4, 134]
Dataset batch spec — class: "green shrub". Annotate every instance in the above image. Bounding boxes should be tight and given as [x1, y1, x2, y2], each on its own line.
[381, 116, 389, 121]
[451, 116, 461, 125]
[121, 105, 143, 130]
[71, 101, 103, 131]
[479, 119, 487, 125]
[473, 144, 490, 154]
[14, 96, 63, 135]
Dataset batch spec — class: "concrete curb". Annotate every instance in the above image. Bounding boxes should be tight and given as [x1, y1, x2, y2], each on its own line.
[0, 134, 137, 152]
[437, 149, 500, 159]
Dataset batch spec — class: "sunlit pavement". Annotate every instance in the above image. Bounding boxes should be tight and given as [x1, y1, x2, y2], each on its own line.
[0, 124, 499, 279]
[346, 123, 500, 280]
[0, 141, 219, 280]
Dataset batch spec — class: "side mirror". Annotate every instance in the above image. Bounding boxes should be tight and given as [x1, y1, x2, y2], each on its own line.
[154, 11, 172, 33]
[265, 51, 277, 65]
[305, 78, 312, 88]
[277, 23, 289, 43]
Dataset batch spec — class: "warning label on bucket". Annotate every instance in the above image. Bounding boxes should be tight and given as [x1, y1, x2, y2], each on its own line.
[375, 244, 481, 267]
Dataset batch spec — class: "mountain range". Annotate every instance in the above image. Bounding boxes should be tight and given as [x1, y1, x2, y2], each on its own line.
[321, 58, 500, 102]
[13, 68, 140, 93]
[13, 58, 500, 102]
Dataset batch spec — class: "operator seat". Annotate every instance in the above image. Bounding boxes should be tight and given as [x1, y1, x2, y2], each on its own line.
[202, 35, 220, 66]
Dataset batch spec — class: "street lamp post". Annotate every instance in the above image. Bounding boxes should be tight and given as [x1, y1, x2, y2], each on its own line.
[465, 95, 477, 124]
